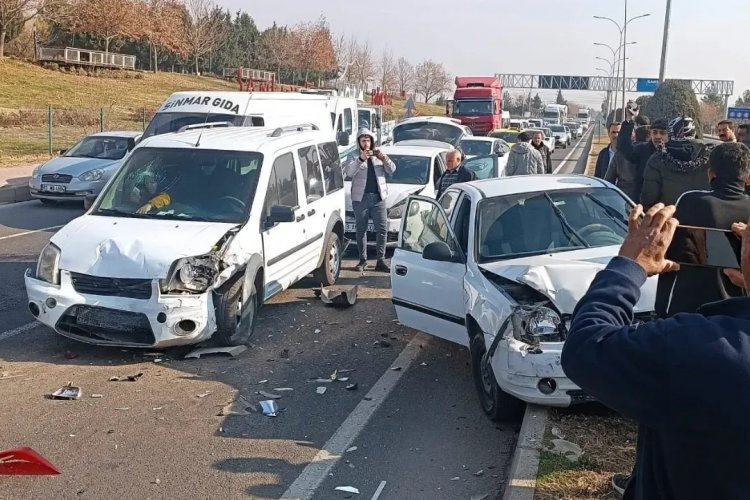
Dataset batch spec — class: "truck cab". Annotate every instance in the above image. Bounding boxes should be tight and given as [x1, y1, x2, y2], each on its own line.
[448, 77, 503, 136]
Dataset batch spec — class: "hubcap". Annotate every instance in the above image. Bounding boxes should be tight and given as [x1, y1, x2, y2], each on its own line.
[480, 351, 494, 396]
[329, 239, 340, 276]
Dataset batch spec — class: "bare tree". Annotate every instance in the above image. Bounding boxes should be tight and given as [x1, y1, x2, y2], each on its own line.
[349, 39, 375, 90]
[396, 56, 414, 95]
[377, 46, 396, 94]
[0, 0, 44, 57]
[414, 59, 451, 103]
[181, 0, 224, 74]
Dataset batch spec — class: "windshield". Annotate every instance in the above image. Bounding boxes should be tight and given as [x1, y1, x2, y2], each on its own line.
[476, 187, 631, 263]
[345, 154, 430, 185]
[549, 125, 565, 132]
[358, 109, 372, 129]
[453, 100, 492, 115]
[93, 148, 263, 223]
[393, 122, 464, 147]
[489, 131, 519, 143]
[142, 112, 248, 139]
[577, 113, 589, 119]
[542, 111, 559, 118]
[463, 156, 496, 180]
[460, 139, 492, 156]
[64, 136, 133, 160]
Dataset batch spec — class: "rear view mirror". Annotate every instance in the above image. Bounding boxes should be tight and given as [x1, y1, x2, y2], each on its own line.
[423, 241, 459, 263]
[265, 205, 295, 228]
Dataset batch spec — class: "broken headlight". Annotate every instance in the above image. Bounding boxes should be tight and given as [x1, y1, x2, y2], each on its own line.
[507, 304, 564, 345]
[162, 255, 219, 294]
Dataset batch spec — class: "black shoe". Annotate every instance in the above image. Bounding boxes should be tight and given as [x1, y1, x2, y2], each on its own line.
[611, 473, 630, 497]
[355, 260, 367, 271]
[375, 260, 390, 273]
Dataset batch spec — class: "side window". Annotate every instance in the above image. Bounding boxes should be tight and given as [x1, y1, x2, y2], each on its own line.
[402, 198, 458, 254]
[319, 142, 344, 193]
[453, 198, 472, 255]
[343, 108, 353, 134]
[432, 156, 444, 188]
[298, 145, 325, 203]
[262, 165, 280, 223]
[274, 153, 299, 208]
[439, 190, 460, 220]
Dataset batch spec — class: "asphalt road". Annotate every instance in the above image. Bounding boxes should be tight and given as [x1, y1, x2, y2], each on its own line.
[0, 134, 590, 500]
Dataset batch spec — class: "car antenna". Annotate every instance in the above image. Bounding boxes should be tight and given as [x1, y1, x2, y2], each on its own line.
[194, 108, 212, 148]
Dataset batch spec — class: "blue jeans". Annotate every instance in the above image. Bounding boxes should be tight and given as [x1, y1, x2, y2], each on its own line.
[352, 192, 387, 261]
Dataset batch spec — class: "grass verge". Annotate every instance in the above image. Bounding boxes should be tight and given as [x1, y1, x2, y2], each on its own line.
[534, 406, 637, 500]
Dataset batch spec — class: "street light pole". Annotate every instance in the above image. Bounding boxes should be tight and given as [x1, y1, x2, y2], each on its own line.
[658, 0, 672, 82]
[621, 0, 627, 121]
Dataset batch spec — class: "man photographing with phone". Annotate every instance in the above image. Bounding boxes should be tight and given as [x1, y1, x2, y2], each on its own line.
[562, 203, 750, 500]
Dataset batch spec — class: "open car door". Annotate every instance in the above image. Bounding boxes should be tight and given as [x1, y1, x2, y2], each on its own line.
[390, 196, 469, 346]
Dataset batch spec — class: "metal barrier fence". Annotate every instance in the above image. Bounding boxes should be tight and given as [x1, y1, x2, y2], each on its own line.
[0, 106, 154, 162]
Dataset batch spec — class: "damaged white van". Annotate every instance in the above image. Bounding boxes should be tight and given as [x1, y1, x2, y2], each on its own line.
[25, 125, 345, 348]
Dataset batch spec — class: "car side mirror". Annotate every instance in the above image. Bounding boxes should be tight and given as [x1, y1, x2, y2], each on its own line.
[265, 205, 295, 228]
[337, 131, 350, 146]
[84, 194, 98, 210]
[59, 149, 67, 155]
[423, 241, 460, 263]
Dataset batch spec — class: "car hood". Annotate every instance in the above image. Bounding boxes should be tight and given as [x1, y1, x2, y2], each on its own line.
[345, 182, 426, 211]
[478, 246, 657, 314]
[38, 157, 121, 176]
[52, 215, 238, 278]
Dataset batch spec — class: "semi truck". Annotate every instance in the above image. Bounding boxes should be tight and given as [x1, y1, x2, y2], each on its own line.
[576, 108, 591, 130]
[542, 104, 568, 125]
[447, 76, 503, 135]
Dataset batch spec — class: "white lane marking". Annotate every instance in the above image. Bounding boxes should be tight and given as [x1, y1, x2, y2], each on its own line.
[0, 322, 40, 342]
[371, 481, 387, 500]
[553, 131, 590, 174]
[281, 334, 427, 500]
[0, 225, 64, 241]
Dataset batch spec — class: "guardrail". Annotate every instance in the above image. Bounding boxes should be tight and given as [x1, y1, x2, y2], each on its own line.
[38, 47, 136, 70]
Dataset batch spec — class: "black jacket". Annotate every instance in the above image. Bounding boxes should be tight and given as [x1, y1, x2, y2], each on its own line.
[604, 150, 641, 201]
[640, 140, 712, 209]
[617, 121, 656, 202]
[654, 175, 750, 316]
[562, 256, 750, 500]
[532, 143, 553, 174]
[435, 166, 476, 199]
[594, 145, 612, 179]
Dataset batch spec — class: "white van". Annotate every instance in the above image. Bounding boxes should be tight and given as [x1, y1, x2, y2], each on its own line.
[392, 116, 472, 148]
[142, 90, 360, 156]
[25, 125, 346, 348]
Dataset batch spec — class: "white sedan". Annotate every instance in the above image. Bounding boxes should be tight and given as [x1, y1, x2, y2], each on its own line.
[390, 175, 657, 420]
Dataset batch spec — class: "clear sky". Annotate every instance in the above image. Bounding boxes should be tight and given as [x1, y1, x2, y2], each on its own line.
[218, 0, 747, 110]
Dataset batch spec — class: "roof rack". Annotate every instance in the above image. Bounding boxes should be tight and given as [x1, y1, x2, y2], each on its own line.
[299, 88, 337, 97]
[177, 122, 234, 133]
[269, 123, 320, 137]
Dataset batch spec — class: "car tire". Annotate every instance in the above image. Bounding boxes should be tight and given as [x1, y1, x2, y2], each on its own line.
[214, 275, 258, 346]
[313, 231, 342, 287]
[470, 333, 525, 421]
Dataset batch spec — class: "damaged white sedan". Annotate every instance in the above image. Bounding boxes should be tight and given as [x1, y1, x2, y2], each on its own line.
[391, 175, 657, 420]
[25, 125, 346, 348]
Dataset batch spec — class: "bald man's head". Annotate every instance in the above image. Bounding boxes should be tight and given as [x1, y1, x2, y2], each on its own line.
[446, 150, 462, 170]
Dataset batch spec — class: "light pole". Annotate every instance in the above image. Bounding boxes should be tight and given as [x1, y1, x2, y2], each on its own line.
[594, 6, 650, 120]
[658, 0, 672, 82]
[594, 41, 636, 119]
[596, 67, 613, 119]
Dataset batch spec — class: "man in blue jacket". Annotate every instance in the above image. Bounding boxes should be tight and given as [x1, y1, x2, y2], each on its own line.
[561, 202, 750, 500]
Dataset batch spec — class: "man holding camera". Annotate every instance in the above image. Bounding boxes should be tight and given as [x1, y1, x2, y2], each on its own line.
[562, 202, 750, 500]
[345, 128, 396, 273]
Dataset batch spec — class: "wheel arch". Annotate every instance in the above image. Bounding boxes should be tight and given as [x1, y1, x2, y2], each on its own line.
[316, 211, 344, 268]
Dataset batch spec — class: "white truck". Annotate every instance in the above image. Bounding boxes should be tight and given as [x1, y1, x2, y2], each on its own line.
[142, 90, 361, 156]
[542, 104, 568, 126]
[577, 108, 591, 130]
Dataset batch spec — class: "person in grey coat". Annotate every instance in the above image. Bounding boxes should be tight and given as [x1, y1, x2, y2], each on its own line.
[344, 128, 396, 272]
[505, 132, 545, 175]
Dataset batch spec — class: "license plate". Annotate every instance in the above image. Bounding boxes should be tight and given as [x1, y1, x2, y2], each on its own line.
[41, 184, 66, 193]
[345, 222, 375, 233]
[77, 308, 136, 330]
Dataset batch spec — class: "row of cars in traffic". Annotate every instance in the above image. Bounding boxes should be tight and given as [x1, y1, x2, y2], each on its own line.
[23, 90, 656, 422]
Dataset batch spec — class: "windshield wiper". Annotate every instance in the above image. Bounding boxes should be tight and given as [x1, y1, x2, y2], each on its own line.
[584, 193, 628, 230]
[543, 193, 590, 248]
[95, 208, 158, 219]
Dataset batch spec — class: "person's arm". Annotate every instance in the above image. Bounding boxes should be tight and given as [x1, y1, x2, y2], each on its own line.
[344, 153, 367, 178]
[639, 157, 662, 210]
[380, 154, 396, 174]
[561, 256, 667, 427]
[603, 154, 618, 183]
[616, 121, 638, 163]
[137, 192, 171, 214]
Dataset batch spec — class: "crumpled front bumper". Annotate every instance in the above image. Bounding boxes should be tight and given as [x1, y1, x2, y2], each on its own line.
[24, 269, 217, 348]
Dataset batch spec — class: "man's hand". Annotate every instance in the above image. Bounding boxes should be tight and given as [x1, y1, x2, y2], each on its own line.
[136, 203, 152, 214]
[723, 269, 745, 289]
[374, 150, 385, 161]
[724, 220, 750, 289]
[359, 149, 373, 162]
[618, 203, 680, 276]
[624, 100, 639, 122]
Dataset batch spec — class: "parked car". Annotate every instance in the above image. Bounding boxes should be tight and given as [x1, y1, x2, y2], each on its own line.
[29, 132, 141, 205]
[459, 137, 509, 160]
[344, 144, 450, 248]
[26, 125, 346, 348]
[392, 116, 473, 148]
[488, 129, 520, 144]
[528, 119, 543, 128]
[565, 122, 583, 139]
[548, 125, 570, 149]
[390, 175, 657, 419]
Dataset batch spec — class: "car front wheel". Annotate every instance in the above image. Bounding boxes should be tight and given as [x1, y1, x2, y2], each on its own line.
[313, 231, 342, 286]
[470, 333, 524, 421]
[214, 276, 258, 346]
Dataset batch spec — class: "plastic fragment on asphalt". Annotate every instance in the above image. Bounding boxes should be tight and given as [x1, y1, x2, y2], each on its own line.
[473, 469, 484, 476]
[274, 388, 294, 391]
[49, 384, 81, 400]
[338, 377, 350, 382]
[259, 400, 279, 417]
[450, 477, 460, 481]
[346, 446, 357, 452]
[0, 447, 61, 475]
[316, 386, 327, 395]
[258, 380, 268, 384]
[218, 396, 251, 416]
[314, 329, 321, 334]
[330, 370, 338, 380]
[311, 378, 333, 383]
[114, 407, 130, 411]
[90, 394, 103, 398]
[315, 285, 359, 307]
[345, 383, 358, 391]
[334, 486, 360, 494]
[550, 438, 583, 462]
[184, 345, 247, 359]
[259, 391, 282, 400]
[420, 362, 428, 367]
[196, 391, 212, 398]
[108, 372, 143, 382]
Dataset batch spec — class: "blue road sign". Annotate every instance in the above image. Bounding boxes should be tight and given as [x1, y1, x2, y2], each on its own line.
[727, 107, 750, 121]
[636, 79, 659, 92]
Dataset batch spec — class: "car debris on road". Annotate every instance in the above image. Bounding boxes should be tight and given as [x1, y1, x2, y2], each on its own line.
[49, 384, 81, 400]
[314, 285, 359, 307]
[259, 400, 280, 417]
[184, 345, 248, 359]
[108, 372, 143, 382]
